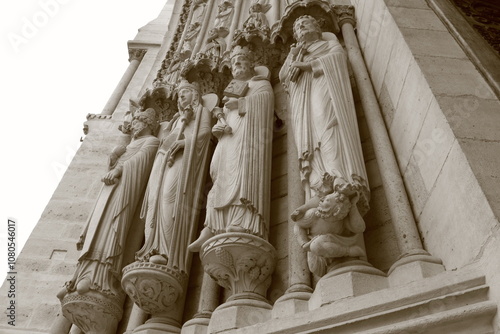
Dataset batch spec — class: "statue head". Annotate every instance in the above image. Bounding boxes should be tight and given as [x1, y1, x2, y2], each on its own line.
[230, 46, 255, 80]
[293, 15, 322, 42]
[176, 80, 201, 110]
[316, 191, 352, 220]
[131, 108, 158, 138]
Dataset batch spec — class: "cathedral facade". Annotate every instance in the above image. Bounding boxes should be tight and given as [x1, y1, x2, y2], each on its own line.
[2, 0, 500, 333]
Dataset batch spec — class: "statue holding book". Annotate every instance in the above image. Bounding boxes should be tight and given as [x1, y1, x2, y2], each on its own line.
[189, 45, 274, 251]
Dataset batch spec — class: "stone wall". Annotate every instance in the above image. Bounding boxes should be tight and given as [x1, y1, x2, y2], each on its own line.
[352, 0, 500, 329]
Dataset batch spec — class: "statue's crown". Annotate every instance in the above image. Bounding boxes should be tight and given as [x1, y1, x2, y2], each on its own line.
[176, 79, 200, 93]
[134, 108, 157, 124]
[230, 45, 252, 60]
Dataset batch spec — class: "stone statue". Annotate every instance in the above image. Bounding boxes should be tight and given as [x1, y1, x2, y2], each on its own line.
[214, 0, 234, 32]
[58, 109, 160, 300]
[189, 46, 274, 251]
[202, 28, 227, 60]
[291, 176, 366, 276]
[181, 22, 201, 59]
[243, 0, 271, 34]
[279, 15, 369, 275]
[136, 80, 214, 273]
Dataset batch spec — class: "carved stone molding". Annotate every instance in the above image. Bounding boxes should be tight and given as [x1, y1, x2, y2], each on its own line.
[200, 233, 277, 300]
[180, 58, 232, 96]
[332, 5, 356, 29]
[86, 113, 113, 120]
[121, 261, 187, 318]
[128, 48, 147, 62]
[137, 84, 178, 123]
[451, 0, 500, 54]
[154, 0, 193, 87]
[61, 291, 123, 334]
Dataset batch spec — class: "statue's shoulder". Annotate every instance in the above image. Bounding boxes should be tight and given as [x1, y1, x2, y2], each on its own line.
[142, 135, 161, 145]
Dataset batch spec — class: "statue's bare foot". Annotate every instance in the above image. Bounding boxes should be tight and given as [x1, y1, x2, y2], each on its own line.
[188, 227, 214, 253]
[76, 278, 91, 295]
[150, 255, 168, 265]
[56, 287, 68, 300]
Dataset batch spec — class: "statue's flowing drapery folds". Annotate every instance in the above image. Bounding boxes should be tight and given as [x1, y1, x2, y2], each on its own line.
[280, 33, 369, 206]
[136, 103, 212, 273]
[71, 134, 160, 296]
[206, 74, 274, 239]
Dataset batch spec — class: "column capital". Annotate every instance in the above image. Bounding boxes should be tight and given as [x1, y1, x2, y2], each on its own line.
[128, 48, 147, 62]
[333, 5, 356, 29]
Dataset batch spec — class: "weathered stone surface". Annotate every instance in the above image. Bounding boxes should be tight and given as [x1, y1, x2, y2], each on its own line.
[438, 95, 500, 142]
[388, 7, 447, 31]
[418, 141, 497, 270]
[412, 98, 455, 192]
[390, 59, 433, 171]
[271, 153, 287, 180]
[414, 56, 496, 99]
[400, 28, 467, 59]
[385, 0, 429, 9]
[270, 197, 288, 226]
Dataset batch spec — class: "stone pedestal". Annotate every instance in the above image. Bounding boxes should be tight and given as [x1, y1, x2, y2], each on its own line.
[181, 315, 210, 334]
[208, 297, 272, 333]
[121, 261, 188, 334]
[308, 260, 387, 310]
[61, 290, 124, 334]
[388, 250, 444, 287]
[271, 289, 311, 318]
[200, 233, 277, 333]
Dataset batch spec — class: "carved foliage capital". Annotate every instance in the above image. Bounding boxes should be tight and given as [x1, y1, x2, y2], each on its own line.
[201, 233, 277, 298]
[121, 261, 187, 317]
[333, 5, 356, 28]
[128, 48, 147, 62]
[61, 291, 123, 334]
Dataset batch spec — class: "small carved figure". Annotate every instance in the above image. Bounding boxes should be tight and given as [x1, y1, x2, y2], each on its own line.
[214, 0, 234, 31]
[189, 46, 274, 251]
[243, 0, 271, 33]
[136, 81, 215, 273]
[202, 28, 227, 60]
[57, 109, 160, 300]
[193, 0, 208, 23]
[181, 22, 201, 59]
[291, 176, 366, 276]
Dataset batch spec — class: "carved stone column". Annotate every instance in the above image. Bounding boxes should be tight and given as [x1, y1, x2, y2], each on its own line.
[337, 7, 444, 286]
[181, 273, 220, 333]
[272, 108, 313, 318]
[124, 304, 148, 334]
[101, 48, 146, 115]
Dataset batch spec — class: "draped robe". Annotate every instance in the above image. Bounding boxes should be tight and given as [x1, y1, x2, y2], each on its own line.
[70, 135, 159, 296]
[205, 76, 274, 239]
[279, 35, 369, 206]
[136, 105, 212, 273]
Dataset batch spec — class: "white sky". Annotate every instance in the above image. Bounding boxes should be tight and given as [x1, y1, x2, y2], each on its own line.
[0, 0, 167, 281]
